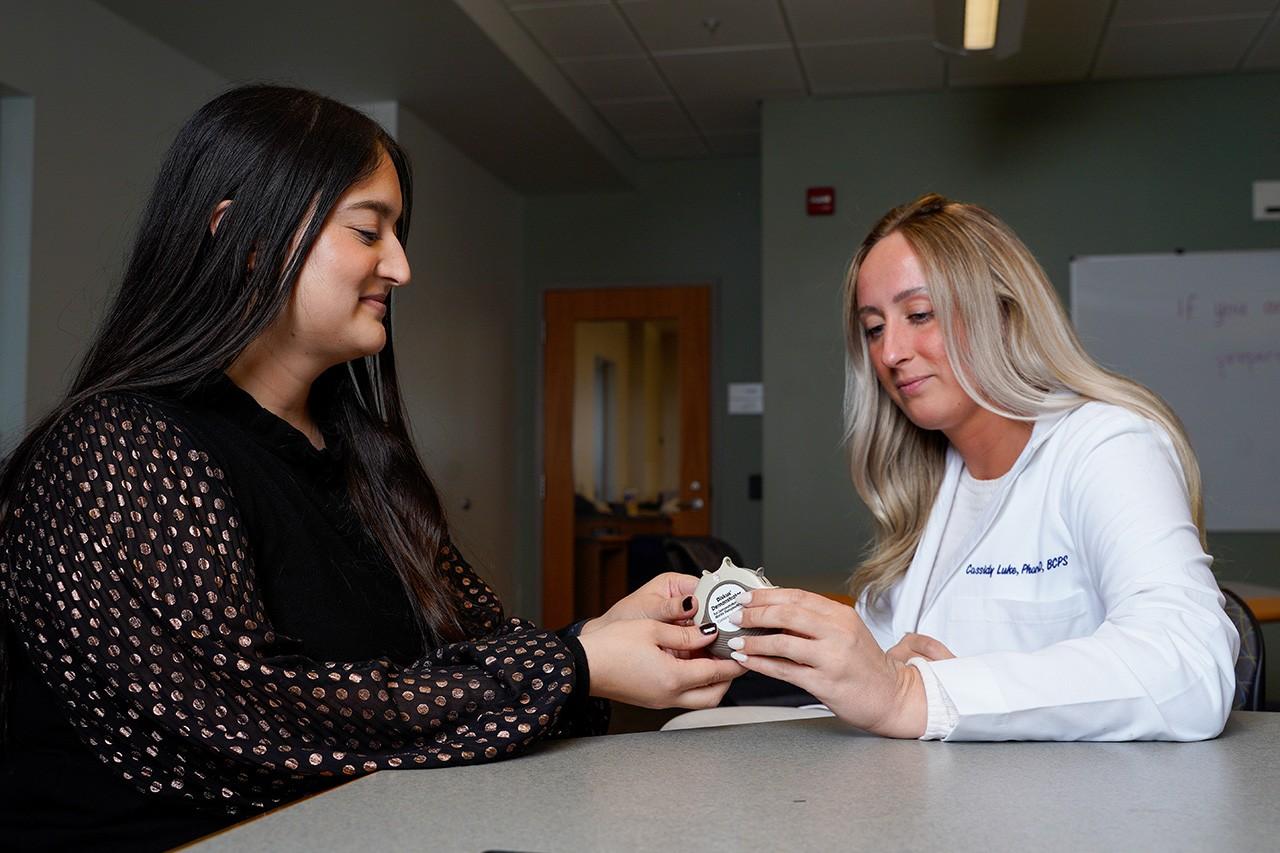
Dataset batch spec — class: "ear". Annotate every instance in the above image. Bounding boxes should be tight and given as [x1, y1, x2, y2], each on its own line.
[209, 199, 232, 236]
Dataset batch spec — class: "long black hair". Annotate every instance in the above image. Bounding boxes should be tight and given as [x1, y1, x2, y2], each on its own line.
[0, 85, 464, 740]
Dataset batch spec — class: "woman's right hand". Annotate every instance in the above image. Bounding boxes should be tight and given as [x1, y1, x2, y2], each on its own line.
[579, 619, 745, 709]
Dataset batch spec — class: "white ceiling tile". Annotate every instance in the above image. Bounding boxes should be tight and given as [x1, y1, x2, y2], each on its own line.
[1094, 17, 1269, 78]
[704, 131, 761, 156]
[655, 47, 806, 99]
[683, 96, 762, 133]
[1113, 0, 1277, 24]
[514, 2, 641, 59]
[782, 0, 933, 44]
[619, 0, 789, 52]
[949, 1, 1112, 87]
[624, 134, 710, 160]
[1243, 14, 1280, 68]
[594, 97, 696, 135]
[801, 39, 943, 94]
[559, 56, 669, 99]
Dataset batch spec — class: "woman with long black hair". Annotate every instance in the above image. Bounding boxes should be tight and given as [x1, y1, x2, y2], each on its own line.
[0, 85, 741, 850]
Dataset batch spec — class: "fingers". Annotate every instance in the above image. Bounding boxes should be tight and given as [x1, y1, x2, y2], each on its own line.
[908, 633, 955, 661]
[666, 572, 699, 597]
[673, 679, 735, 710]
[653, 620, 720, 651]
[667, 655, 746, 691]
[730, 600, 827, 639]
[739, 587, 850, 619]
[731, 650, 816, 696]
[643, 571, 699, 599]
[634, 575, 700, 623]
[888, 632, 955, 662]
[585, 618, 743, 707]
[730, 631, 819, 667]
[657, 592, 698, 623]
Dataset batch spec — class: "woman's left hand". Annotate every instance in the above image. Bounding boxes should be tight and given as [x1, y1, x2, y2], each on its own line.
[728, 588, 927, 738]
[579, 572, 699, 636]
[887, 632, 955, 665]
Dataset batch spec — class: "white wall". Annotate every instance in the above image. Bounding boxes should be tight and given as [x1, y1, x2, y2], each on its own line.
[0, 0, 227, 423]
[391, 105, 526, 609]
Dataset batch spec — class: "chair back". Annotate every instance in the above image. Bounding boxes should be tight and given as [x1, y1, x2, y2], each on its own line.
[1222, 587, 1266, 711]
[626, 535, 745, 592]
[664, 536, 745, 575]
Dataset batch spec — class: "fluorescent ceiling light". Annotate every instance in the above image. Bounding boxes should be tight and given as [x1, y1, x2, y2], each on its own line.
[964, 0, 999, 51]
[933, 0, 1024, 58]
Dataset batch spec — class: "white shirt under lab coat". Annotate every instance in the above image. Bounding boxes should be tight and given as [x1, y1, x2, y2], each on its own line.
[857, 401, 1238, 741]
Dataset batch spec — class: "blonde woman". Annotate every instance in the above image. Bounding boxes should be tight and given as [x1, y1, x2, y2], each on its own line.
[726, 194, 1238, 741]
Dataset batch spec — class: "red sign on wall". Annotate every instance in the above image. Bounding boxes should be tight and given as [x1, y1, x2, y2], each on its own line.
[806, 186, 835, 216]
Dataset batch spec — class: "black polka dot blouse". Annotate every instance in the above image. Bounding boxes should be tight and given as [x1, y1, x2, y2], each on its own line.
[0, 379, 607, 843]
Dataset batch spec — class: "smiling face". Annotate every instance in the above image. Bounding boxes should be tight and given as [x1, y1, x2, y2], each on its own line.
[273, 152, 409, 371]
[854, 231, 981, 436]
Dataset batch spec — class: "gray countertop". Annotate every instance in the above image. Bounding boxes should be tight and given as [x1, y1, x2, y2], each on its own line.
[188, 712, 1280, 852]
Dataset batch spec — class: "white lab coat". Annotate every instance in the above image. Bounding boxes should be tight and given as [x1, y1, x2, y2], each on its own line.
[858, 401, 1238, 741]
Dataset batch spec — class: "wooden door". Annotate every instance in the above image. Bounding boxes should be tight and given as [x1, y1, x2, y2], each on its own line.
[542, 286, 710, 627]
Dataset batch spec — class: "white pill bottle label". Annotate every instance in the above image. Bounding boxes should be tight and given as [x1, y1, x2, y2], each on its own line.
[707, 582, 747, 632]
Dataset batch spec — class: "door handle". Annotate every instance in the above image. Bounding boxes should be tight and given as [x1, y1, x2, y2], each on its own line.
[678, 497, 705, 511]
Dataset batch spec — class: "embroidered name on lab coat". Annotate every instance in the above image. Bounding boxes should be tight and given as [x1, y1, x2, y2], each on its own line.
[965, 554, 1069, 577]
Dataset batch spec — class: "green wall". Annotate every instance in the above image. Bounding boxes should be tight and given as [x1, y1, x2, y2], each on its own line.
[761, 72, 1280, 689]
[518, 157, 763, 617]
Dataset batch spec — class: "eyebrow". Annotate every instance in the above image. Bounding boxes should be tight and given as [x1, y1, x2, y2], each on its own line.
[343, 199, 399, 220]
[856, 286, 928, 317]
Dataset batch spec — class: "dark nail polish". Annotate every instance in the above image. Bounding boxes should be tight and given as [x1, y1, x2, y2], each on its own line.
[699, 622, 717, 635]
[682, 596, 694, 612]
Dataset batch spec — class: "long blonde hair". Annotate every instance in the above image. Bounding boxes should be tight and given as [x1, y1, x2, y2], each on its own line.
[843, 194, 1204, 607]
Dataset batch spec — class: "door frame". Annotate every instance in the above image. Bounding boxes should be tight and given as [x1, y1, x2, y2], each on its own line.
[541, 285, 711, 627]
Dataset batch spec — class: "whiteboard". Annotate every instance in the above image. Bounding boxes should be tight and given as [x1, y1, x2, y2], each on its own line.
[1070, 250, 1280, 532]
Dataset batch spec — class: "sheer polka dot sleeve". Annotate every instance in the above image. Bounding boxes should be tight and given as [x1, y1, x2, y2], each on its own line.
[435, 542, 610, 740]
[0, 395, 600, 814]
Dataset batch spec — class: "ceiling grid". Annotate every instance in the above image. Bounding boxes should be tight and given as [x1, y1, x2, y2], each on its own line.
[96, 0, 1280, 181]
[1236, 0, 1280, 69]
[505, 0, 1280, 161]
